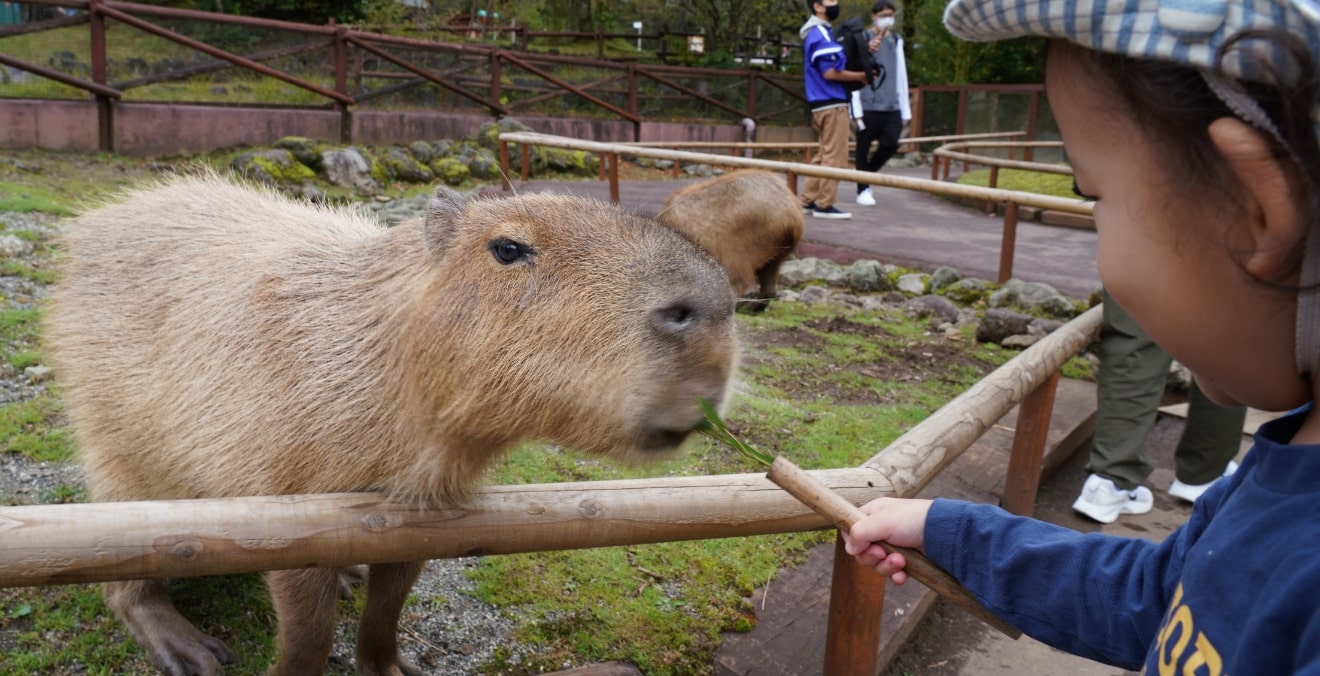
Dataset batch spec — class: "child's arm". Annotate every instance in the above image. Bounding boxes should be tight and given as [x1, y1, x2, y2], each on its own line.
[847, 497, 1181, 668]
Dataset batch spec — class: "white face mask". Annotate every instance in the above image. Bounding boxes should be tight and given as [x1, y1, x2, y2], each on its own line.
[874, 16, 894, 30]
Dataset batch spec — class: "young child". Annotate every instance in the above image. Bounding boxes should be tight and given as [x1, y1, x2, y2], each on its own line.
[843, 1, 1320, 671]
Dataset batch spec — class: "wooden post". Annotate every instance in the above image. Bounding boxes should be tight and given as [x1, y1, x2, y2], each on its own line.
[607, 152, 619, 203]
[824, 534, 886, 675]
[490, 50, 501, 109]
[1002, 371, 1061, 516]
[1025, 90, 1040, 162]
[998, 201, 1019, 284]
[986, 166, 999, 214]
[89, 0, 112, 152]
[333, 22, 350, 144]
[519, 144, 530, 182]
[598, 152, 608, 181]
[498, 140, 511, 191]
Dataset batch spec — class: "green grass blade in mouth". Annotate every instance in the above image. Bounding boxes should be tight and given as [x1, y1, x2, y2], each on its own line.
[696, 398, 775, 468]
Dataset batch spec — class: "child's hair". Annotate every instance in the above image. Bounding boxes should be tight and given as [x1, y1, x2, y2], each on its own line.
[1050, 32, 1320, 283]
[871, 0, 895, 13]
[805, 0, 818, 14]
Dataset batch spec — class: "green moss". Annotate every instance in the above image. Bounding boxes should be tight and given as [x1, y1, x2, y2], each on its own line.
[249, 152, 316, 184]
[0, 181, 76, 215]
[0, 392, 73, 463]
[432, 157, 471, 186]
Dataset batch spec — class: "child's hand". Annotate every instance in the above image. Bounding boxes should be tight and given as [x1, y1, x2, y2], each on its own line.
[842, 498, 933, 584]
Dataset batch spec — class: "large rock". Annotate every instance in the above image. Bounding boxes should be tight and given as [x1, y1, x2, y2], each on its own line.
[844, 260, 892, 293]
[477, 117, 533, 149]
[273, 137, 323, 172]
[382, 146, 433, 183]
[975, 307, 1035, 345]
[905, 295, 961, 324]
[431, 157, 471, 186]
[943, 278, 994, 305]
[988, 279, 1078, 318]
[929, 266, 960, 293]
[896, 273, 928, 295]
[321, 147, 380, 192]
[229, 149, 315, 186]
[779, 257, 845, 287]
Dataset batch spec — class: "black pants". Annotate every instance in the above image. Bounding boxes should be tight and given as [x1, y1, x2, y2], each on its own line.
[855, 109, 903, 194]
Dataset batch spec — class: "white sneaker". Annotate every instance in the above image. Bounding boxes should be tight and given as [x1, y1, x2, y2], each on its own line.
[1169, 461, 1239, 503]
[855, 188, 876, 206]
[1072, 474, 1154, 524]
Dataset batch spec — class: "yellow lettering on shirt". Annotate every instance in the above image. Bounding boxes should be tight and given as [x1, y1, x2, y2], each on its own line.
[1154, 584, 1223, 676]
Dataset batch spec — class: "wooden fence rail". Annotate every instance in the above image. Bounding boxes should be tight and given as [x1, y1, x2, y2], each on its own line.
[0, 289, 1102, 672]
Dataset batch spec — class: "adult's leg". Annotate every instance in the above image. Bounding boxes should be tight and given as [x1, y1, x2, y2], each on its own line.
[854, 110, 882, 194]
[813, 106, 851, 209]
[801, 108, 829, 207]
[1174, 379, 1247, 484]
[867, 110, 905, 171]
[1089, 290, 1172, 490]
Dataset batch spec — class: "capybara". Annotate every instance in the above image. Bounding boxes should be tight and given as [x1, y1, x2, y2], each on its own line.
[656, 169, 804, 312]
[44, 172, 738, 676]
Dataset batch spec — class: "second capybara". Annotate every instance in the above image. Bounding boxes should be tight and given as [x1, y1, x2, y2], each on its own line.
[44, 172, 738, 676]
[656, 169, 804, 312]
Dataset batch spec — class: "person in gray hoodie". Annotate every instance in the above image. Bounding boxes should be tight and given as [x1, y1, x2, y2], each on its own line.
[851, 0, 910, 207]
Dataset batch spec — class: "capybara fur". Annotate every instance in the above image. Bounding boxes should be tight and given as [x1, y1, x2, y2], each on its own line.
[45, 172, 737, 676]
[657, 169, 804, 312]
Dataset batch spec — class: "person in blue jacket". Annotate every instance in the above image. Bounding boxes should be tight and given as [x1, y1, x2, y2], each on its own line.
[843, 1, 1320, 672]
[798, 0, 867, 220]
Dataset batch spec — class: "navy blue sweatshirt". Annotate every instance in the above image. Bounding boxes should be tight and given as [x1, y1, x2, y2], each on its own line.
[924, 407, 1320, 673]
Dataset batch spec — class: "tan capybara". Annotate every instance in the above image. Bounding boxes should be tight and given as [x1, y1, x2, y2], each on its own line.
[44, 172, 738, 676]
[656, 169, 804, 312]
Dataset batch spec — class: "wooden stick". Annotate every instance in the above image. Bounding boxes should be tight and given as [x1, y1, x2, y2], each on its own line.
[766, 456, 1022, 639]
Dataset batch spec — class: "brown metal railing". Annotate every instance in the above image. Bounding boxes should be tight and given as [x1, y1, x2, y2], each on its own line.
[498, 132, 1091, 284]
[2, 0, 806, 150]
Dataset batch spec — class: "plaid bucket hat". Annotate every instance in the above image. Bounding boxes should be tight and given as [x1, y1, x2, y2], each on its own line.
[942, 0, 1320, 377]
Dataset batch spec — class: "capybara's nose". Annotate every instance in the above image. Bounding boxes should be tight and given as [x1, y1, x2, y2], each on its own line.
[649, 293, 730, 339]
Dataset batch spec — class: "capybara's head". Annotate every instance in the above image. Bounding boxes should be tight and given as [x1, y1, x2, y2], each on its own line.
[407, 187, 738, 464]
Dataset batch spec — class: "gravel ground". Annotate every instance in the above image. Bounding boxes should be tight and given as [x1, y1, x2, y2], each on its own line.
[0, 208, 525, 674]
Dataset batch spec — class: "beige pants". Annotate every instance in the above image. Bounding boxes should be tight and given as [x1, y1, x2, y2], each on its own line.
[801, 105, 851, 210]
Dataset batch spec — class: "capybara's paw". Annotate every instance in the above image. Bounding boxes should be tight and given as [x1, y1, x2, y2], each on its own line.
[140, 626, 236, 676]
[338, 564, 369, 600]
[357, 655, 423, 676]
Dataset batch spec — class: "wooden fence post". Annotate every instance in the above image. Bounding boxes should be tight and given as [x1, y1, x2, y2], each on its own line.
[89, 0, 112, 152]
[997, 201, 1019, 284]
[823, 533, 886, 674]
[1002, 371, 1061, 516]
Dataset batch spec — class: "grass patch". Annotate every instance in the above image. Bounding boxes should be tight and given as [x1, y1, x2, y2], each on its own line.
[957, 167, 1075, 199]
[0, 391, 72, 462]
[0, 182, 77, 216]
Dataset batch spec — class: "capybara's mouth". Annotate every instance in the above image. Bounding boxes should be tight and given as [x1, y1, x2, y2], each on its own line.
[638, 427, 696, 452]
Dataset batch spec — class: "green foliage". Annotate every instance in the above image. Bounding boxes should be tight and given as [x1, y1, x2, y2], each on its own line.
[194, 0, 365, 24]
[902, 0, 1044, 84]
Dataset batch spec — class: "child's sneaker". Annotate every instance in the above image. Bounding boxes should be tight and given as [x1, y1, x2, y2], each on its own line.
[855, 188, 876, 206]
[1169, 460, 1239, 503]
[812, 205, 852, 219]
[1072, 474, 1154, 524]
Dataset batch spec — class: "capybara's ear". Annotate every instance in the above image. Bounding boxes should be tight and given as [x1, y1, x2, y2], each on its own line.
[423, 186, 466, 252]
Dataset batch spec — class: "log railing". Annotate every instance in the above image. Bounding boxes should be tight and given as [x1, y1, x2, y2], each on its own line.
[496, 131, 1093, 283]
[0, 305, 1102, 674]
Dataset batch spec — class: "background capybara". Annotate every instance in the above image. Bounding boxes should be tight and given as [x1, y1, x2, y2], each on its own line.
[44, 173, 738, 676]
[656, 169, 804, 311]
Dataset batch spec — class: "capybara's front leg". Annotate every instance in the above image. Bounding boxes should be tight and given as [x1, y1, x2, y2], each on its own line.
[105, 579, 237, 676]
[266, 568, 341, 676]
[355, 561, 426, 676]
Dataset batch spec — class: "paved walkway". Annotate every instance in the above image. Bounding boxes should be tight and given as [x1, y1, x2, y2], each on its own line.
[510, 166, 1102, 299]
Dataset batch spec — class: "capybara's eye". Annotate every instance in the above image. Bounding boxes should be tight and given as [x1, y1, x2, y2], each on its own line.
[489, 238, 529, 265]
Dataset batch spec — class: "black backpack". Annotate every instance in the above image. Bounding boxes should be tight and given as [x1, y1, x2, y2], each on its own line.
[832, 17, 880, 92]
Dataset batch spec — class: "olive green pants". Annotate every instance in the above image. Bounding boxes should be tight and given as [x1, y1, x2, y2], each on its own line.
[1090, 291, 1247, 490]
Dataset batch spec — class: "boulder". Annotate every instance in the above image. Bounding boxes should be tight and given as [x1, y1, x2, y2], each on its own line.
[321, 147, 380, 192]
[976, 307, 1035, 345]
